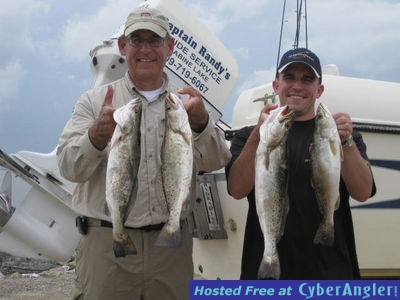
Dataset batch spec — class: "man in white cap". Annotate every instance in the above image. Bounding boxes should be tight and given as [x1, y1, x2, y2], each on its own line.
[226, 47, 375, 279]
[57, 5, 231, 299]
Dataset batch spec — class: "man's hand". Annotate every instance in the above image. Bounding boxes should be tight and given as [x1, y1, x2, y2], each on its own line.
[179, 86, 209, 133]
[333, 112, 352, 144]
[88, 85, 116, 150]
[257, 103, 279, 127]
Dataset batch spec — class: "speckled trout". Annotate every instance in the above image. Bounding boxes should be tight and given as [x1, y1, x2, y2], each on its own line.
[255, 105, 295, 279]
[311, 102, 341, 246]
[105, 98, 142, 257]
[155, 93, 193, 248]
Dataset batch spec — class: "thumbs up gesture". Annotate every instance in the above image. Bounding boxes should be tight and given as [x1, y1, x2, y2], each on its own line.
[88, 85, 117, 150]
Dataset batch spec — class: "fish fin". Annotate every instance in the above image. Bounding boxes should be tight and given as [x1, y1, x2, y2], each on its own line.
[313, 222, 334, 246]
[329, 140, 338, 156]
[310, 178, 315, 189]
[334, 195, 340, 210]
[257, 255, 280, 279]
[339, 141, 344, 162]
[109, 134, 122, 150]
[154, 224, 182, 248]
[181, 131, 192, 145]
[264, 148, 271, 170]
[113, 233, 137, 257]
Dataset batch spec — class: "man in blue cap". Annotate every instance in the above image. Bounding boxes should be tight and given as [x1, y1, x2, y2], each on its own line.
[226, 47, 376, 279]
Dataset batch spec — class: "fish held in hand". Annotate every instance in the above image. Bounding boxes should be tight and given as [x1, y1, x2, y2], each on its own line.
[255, 106, 295, 279]
[106, 98, 142, 257]
[311, 102, 341, 246]
[155, 93, 193, 248]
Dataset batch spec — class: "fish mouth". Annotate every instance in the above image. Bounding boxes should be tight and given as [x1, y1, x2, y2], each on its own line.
[278, 106, 295, 123]
[166, 94, 179, 109]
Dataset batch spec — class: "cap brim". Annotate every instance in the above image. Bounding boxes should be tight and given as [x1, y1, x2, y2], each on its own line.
[278, 62, 320, 78]
[125, 22, 167, 38]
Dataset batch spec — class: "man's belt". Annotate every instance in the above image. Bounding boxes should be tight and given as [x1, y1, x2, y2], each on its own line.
[76, 216, 165, 235]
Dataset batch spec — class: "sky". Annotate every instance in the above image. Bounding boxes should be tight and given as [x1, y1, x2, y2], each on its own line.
[1, 0, 400, 155]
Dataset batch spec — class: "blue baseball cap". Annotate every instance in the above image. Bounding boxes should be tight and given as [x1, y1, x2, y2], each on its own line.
[277, 48, 322, 79]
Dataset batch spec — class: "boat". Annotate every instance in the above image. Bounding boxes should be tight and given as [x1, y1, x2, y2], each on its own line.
[1, 0, 399, 279]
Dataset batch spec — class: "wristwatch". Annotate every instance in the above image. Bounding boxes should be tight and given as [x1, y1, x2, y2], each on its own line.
[342, 134, 353, 150]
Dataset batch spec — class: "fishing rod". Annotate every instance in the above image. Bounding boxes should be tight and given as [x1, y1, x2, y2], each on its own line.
[276, 0, 309, 73]
[304, 0, 308, 49]
[294, 0, 303, 48]
[296, 0, 309, 48]
[269, 0, 309, 104]
[275, 0, 287, 76]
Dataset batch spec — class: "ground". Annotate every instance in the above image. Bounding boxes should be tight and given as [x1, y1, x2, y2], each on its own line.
[0, 269, 75, 300]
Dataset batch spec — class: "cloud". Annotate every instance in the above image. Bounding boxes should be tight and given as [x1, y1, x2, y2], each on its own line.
[183, 0, 269, 34]
[0, 0, 51, 118]
[0, 61, 25, 107]
[236, 67, 276, 95]
[59, 0, 268, 62]
[61, 0, 142, 62]
[310, 0, 400, 48]
[305, 0, 400, 80]
[0, 0, 50, 56]
[231, 48, 250, 61]
[214, 0, 269, 21]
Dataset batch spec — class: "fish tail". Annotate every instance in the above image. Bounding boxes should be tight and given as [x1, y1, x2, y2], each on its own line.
[313, 222, 334, 246]
[154, 223, 182, 248]
[257, 255, 280, 280]
[113, 232, 137, 257]
[103, 202, 110, 216]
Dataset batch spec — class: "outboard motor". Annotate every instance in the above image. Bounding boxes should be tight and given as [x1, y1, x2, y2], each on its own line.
[0, 171, 14, 227]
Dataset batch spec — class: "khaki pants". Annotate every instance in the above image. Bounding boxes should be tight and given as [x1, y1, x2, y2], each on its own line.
[72, 222, 193, 300]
